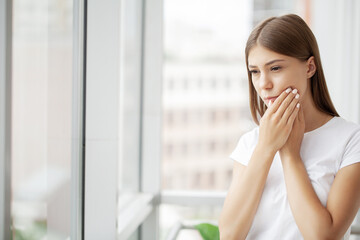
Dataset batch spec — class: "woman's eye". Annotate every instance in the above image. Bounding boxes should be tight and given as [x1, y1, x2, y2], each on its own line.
[250, 70, 259, 75]
[271, 66, 281, 71]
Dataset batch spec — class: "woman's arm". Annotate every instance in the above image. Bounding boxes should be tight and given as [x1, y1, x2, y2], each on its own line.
[281, 155, 360, 240]
[280, 108, 360, 239]
[219, 146, 275, 240]
[219, 88, 300, 239]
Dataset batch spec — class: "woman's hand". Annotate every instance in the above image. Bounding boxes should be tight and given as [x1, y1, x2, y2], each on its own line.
[257, 88, 300, 154]
[279, 104, 305, 159]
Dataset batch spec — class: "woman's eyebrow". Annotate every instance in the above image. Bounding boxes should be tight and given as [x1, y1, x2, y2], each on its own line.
[249, 59, 285, 68]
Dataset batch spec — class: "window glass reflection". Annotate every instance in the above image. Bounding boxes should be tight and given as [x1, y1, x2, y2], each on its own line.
[12, 0, 73, 238]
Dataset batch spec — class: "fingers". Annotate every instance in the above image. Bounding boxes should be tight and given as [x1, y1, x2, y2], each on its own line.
[276, 89, 300, 118]
[286, 101, 300, 126]
[282, 91, 300, 123]
[267, 87, 292, 113]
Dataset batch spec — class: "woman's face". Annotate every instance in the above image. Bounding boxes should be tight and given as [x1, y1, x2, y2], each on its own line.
[248, 45, 315, 107]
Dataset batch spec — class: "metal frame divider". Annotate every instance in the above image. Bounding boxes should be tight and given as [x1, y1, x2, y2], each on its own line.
[72, 0, 87, 239]
[84, 0, 121, 239]
[140, 0, 163, 239]
[0, 0, 12, 239]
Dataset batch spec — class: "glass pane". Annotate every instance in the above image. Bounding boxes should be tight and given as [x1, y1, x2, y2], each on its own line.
[162, 0, 254, 192]
[12, 0, 74, 238]
[161, 0, 306, 191]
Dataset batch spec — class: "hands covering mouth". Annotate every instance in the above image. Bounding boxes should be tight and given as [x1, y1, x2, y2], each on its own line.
[264, 88, 299, 106]
[258, 86, 302, 152]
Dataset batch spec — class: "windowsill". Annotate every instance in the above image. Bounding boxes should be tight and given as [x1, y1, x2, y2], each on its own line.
[117, 192, 154, 239]
[160, 190, 226, 206]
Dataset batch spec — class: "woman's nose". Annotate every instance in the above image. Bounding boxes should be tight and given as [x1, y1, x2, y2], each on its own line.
[259, 73, 273, 90]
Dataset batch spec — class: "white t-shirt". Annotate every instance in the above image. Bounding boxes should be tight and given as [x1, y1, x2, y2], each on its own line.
[230, 117, 360, 240]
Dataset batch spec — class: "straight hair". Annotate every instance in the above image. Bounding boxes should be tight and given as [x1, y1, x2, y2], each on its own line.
[245, 14, 339, 124]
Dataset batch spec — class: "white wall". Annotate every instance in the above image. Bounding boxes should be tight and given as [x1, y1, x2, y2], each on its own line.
[311, 0, 360, 124]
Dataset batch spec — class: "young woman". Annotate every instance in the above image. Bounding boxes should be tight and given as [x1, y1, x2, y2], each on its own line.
[219, 14, 360, 240]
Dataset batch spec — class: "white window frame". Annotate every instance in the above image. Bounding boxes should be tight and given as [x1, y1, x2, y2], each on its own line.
[161, 191, 226, 207]
[139, 0, 163, 239]
[0, 0, 12, 239]
[84, 0, 163, 238]
[84, 0, 122, 238]
[72, 0, 86, 238]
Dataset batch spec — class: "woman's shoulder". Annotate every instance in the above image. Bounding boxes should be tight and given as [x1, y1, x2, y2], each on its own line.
[332, 117, 360, 170]
[328, 117, 360, 153]
[330, 117, 360, 135]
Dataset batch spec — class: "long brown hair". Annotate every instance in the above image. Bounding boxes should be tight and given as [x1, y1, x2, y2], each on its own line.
[245, 14, 339, 125]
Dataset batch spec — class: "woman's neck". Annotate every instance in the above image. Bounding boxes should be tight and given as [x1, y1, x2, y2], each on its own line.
[302, 96, 334, 133]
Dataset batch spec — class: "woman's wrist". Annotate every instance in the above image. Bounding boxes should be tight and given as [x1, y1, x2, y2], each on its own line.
[255, 143, 277, 159]
[279, 151, 301, 163]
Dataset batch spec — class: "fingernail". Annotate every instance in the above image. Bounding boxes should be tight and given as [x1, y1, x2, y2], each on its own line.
[296, 103, 300, 108]
[292, 89, 298, 94]
[269, 100, 272, 107]
[295, 94, 300, 99]
[285, 88, 292, 93]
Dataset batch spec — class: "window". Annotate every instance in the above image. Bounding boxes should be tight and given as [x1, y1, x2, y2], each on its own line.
[1, 0, 359, 239]
[11, 0, 75, 238]
[162, 0, 255, 191]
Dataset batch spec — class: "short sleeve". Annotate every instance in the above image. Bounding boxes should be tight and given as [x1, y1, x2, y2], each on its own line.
[229, 128, 258, 166]
[340, 129, 360, 169]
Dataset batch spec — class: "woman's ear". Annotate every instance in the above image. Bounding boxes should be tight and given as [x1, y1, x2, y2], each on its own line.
[307, 56, 316, 78]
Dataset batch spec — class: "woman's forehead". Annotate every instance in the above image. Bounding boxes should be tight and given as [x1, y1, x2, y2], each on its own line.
[248, 45, 290, 67]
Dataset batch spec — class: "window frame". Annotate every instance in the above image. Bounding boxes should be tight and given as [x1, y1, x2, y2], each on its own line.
[71, 0, 86, 238]
[0, 0, 12, 239]
[139, 0, 164, 239]
[83, 0, 161, 238]
[84, 0, 122, 238]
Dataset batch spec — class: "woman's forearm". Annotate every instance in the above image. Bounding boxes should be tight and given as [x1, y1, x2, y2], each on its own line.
[280, 154, 336, 240]
[219, 145, 275, 240]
